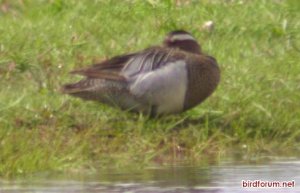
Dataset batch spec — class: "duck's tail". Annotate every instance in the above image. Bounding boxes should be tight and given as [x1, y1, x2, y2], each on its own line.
[62, 78, 130, 105]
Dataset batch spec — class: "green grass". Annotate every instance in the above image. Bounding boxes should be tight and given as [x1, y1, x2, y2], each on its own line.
[0, 0, 300, 177]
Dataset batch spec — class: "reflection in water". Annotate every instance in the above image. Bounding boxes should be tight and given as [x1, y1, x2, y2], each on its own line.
[0, 160, 300, 193]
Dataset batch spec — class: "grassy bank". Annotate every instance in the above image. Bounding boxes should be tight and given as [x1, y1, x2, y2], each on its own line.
[0, 0, 300, 177]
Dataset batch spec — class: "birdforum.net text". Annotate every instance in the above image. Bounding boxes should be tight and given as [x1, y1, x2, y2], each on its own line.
[242, 180, 295, 188]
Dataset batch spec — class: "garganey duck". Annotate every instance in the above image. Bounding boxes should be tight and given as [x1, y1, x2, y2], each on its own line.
[62, 30, 220, 116]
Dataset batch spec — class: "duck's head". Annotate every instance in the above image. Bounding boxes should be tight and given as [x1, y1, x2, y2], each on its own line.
[163, 30, 201, 54]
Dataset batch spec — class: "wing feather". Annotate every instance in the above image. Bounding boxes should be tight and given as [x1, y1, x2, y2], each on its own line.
[70, 46, 178, 80]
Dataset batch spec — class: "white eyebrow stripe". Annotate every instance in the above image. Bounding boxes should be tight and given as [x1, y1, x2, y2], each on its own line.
[171, 34, 196, 41]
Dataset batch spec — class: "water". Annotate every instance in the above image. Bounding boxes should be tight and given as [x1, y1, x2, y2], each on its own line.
[1, 159, 300, 193]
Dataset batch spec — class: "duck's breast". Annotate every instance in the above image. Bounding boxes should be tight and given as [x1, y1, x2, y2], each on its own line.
[183, 56, 220, 110]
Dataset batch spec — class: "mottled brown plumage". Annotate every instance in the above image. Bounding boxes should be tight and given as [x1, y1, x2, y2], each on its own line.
[183, 55, 220, 110]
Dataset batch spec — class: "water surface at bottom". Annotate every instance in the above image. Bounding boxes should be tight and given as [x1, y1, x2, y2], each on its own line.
[1, 159, 300, 193]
